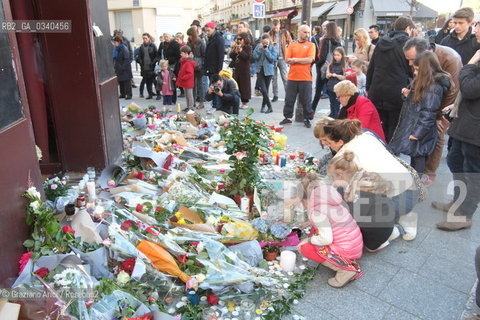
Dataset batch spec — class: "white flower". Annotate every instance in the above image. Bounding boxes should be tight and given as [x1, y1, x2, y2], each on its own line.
[299, 265, 306, 270]
[117, 270, 130, 285]
[176, 302, 185, 308]
[29, 201, 40, 210]
[168, 307, 176, 314]
[194, 273, 206, 283]
[26, 187, 41, 199]
[293, 299, 299, 305]
[196, 242, 205, 254]
[283, 283, 289, 288]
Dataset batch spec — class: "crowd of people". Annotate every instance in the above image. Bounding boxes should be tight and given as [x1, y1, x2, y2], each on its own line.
[111, 9, 480, 308]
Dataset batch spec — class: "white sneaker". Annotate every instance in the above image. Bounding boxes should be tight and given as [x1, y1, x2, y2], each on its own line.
[388, 225, 401, 242]
[399, 212, 418, 241]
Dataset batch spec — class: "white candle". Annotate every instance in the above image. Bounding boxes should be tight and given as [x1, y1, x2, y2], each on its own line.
[86, 181, 96, 202]
[280, 250, 296, 272]
[240, 196, 250, 213]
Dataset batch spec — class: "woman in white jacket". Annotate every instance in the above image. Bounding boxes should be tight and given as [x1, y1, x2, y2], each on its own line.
[313, 117, 425, 240]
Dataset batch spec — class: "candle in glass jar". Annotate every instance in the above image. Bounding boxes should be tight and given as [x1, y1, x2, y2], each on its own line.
[86, 181, 96, 202]
[280, 250, 296, 272]
[177, 103, 181, 113]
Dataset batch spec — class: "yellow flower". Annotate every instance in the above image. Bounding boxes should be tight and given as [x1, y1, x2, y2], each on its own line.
[174, 212, 182, 218]
[178, 218, 187, 224]
[256, 309, 263, 314]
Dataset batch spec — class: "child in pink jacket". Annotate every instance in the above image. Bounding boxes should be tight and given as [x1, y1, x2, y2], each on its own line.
[298, 184, 363, 288]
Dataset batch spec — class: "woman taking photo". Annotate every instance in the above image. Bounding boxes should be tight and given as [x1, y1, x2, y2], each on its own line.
[314, 118, 425, 241]
[435, 19, 454, 44]
[253, 34, 278, 113]
[389, 51, 450, 176]
[230, 32, 252, 109]
[187, 27, 206, 109]
[311, 21, 342, 112]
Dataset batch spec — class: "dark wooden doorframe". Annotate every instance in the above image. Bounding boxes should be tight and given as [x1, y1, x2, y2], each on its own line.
[0, 0, 42, 284]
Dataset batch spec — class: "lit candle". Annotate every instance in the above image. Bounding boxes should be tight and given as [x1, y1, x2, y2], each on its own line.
[86, 181, 96, 202]
[177, 103, 181, 113]
[280, 250, 296, 272]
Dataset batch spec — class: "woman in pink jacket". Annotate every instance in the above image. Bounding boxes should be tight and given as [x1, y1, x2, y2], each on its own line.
[298, 184, 364, 288]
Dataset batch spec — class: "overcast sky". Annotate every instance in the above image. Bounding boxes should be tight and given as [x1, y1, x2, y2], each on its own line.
[420, 0, 478, 13]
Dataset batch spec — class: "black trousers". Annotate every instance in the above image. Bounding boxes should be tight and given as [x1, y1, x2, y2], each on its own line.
[119, 80, 132, 98]
[257, 69, 272, 109]
[378, 109, 401, 143]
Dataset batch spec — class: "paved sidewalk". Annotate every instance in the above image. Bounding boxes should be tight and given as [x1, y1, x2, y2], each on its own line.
[123, 70, 479, 320]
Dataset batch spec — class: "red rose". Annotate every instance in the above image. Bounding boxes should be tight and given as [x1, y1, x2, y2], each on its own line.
[177, 254, 188, 264]
[120, 258, 136, 275]
[206, 292, 219, 305]
[34, 267, 49, 278]
[190, 242, 199, 247]
[155, 206, 164, 212]
[120, 220, 134, 231]
[134, 172, 144, 180]
[135, 204, 143, 212]
[62, 225, 75, 234]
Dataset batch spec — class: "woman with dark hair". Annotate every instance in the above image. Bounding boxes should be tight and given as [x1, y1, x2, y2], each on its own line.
[390, 51, 450, 175]
[313, 118, 425, 241]
[187, 27, 206, 109]
[230, 32, 252, 109]
[435, 19, 454, 44]
[311, 21, 342, 112]
[136, 33, 157, 99]
[113, 36, 133, 99]
[253, 33, 278, 113]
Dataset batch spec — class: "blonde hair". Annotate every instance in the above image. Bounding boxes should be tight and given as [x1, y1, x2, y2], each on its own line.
[351, 59, 367, 74]
[313, 116, 335, 139]
[328, 151, 359, 174]
[160, 59, 169, 68]
[334, 80, 359, 97]
[354, 28, 371, 49]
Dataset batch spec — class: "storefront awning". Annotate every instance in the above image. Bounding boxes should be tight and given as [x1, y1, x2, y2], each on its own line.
[327, 0, 359, 20]
[292, 2, 335, 23]
[371, 0, 410, 16]
[272, 10, 294, 18]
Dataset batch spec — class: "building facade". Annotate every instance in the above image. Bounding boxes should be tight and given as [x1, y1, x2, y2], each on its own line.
[107, 0, 209, 45]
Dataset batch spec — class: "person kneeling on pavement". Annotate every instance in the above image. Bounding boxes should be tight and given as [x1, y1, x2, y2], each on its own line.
[205, 73, 240, 115]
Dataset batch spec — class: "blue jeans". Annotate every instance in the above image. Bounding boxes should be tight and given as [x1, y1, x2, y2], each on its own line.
[391, 189, 419, 220]
[446, 138, 480, 218]
[327, 90, 340, 119]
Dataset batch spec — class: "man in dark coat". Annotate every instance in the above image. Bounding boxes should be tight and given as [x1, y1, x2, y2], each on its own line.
[205, 73, 240, 114]
[113, 36, 133, 99]
[204, 22, 225, 80]
[440, 7, 480, 65]
[366, 16, 415, 142]
[435, 49, 480, 231]
[136, 33, 157, 99]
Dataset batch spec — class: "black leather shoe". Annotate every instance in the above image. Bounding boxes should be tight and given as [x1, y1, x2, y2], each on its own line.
[271, 96, 278, 102]
[260, 106, 266, 113]
[156, 95, 161, 100]
[125, 96, 132, 100]
[119, 95, 125, 99]
[279, 118, 292, 125]
[146, 95, 153, 99]
[304, 119, 311, 128]
[265, 107, 273, 114]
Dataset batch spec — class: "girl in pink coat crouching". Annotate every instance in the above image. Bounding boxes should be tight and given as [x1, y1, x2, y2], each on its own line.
[298, 184, 363, 288]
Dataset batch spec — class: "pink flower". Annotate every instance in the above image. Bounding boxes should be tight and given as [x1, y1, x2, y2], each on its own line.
[107, 180, 116, 187]
[18, 252, 33, 275]
[136, 114, 144, 118]
[50, 184, 58, 190]
[234, 152, 246, 161]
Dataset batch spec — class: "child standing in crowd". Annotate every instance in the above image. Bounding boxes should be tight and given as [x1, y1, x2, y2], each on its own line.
[326, 47, 347, 118]
[389, 51, 450, 176]
[351, 59, 367, 96]
[157, 60, 176, 112]
[176, 46, 196, 111]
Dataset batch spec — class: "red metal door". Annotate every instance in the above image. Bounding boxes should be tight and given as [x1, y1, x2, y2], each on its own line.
[0, 0, 42, 283]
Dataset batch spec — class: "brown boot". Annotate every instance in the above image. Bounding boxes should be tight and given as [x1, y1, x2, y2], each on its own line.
[436, 218, 472, 231]
[322, 261, 357, 288]
[431, 201, 453, 212]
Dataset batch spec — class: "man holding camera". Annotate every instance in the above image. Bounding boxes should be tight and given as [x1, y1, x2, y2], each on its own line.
[205, 74, 240, 115]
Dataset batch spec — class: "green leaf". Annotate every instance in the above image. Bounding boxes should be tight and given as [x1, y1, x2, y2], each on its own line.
[23, 239, 34, 248]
